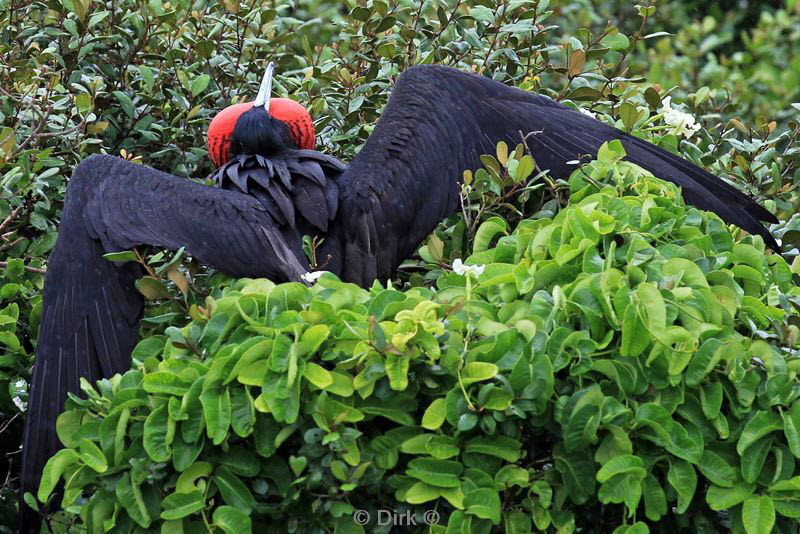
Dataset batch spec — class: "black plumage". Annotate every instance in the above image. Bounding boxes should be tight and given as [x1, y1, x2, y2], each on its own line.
[20, 64, 777, 531]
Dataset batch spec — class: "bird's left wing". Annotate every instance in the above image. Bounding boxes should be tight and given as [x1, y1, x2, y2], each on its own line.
[329, 65, 777, 286]
[21, 154, 307, 530]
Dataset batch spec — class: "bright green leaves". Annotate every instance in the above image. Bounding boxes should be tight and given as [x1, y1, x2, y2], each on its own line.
[738, 411, 783, 455]
[116, 472, 152, 528]
[406, 458, 463, 488]
[667, 458, 697, 514]
[422, 398, 447, 430]
[143, 405, 172, 462]
[596, 454, 647, 515]
[36, 140, 800, 534]
[78, 438, 108, 473]
[460, 362, 498, 386]
[783, 401, 800, 458]
[213, 467, 256, 514]
[742, 495, 776, 534]
[161, 491, 205, 520]
[464, 488, 502, 524]
[213, 506, 252, 534]
[707, 482, 756, 510]
[200, 381, 232, 445]
[38, 449, 80, 503]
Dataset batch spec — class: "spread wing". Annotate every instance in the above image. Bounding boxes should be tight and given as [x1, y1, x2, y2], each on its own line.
[330, 65, 777, 285]
[21, 154, 311, 529]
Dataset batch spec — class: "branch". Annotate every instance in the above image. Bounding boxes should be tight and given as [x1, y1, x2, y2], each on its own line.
[0, 261, 46, 275]
[0, 202, 27, 235]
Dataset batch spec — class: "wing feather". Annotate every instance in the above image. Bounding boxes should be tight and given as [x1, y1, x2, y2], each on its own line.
[21, 154, 309, 531]
[331, 65, 778, 286]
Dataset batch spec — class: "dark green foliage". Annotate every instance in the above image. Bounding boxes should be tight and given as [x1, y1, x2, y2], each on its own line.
[2, 0, 800, 532]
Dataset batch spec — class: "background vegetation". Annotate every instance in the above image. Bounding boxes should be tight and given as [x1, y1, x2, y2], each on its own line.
[1, 0, 800, 532]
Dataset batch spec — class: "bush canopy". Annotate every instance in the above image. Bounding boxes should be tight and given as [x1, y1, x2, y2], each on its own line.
[2, 0, 800, 533]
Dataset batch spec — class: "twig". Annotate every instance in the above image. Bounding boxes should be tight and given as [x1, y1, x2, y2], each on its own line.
[479, 0, 509, 74]
[0, 202, 27, 235]
[0, 237, 25, 253]
[0, 412, 20, 435]
[0, 262, 46, 275]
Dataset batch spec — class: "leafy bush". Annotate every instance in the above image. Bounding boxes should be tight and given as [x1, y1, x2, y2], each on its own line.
[36, 144, 800, 533]
[4, 0, 800, 531]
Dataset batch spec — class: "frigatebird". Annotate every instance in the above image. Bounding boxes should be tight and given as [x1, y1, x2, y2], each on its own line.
[20, 63, 778, 530]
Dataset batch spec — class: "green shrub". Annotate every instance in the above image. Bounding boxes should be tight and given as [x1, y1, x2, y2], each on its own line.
[36, 144, 800, 533]
[4, 0, 800, 530]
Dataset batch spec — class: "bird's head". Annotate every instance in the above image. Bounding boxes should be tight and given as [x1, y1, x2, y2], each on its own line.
[207, 62, 316, 167]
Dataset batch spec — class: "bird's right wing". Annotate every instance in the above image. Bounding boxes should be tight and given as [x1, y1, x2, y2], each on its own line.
[21, 154, 308, 530]
[331, 65, 777, 286]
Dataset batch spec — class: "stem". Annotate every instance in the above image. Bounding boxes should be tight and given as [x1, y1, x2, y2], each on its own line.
[0, 262, 46, 275]
[457, 273, 476, 411]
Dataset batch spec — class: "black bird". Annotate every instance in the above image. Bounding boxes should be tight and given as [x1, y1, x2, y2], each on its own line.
[20, 63, 778, 530]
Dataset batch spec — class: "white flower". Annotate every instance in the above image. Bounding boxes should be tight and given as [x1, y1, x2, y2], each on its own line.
[300, 271, 327, 283]
[579, 107, 596, 119]
[660, 96, 701, 139]
[452, 258, 485, 277]
[12, 379, 26, 411]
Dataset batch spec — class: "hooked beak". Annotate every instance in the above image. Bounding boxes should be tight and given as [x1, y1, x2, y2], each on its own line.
[253, 62, 274, 112]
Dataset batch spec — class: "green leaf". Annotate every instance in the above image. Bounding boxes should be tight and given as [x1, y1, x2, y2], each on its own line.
[116, 472, 151, 528]
[782, 400, 800, 458]
[214, 466, 255, 513]
[78, 438, 108, 473]
[103, 250, 139, 263]
[464, 488, 501, 524]
[139, 65, 155, 93]
[742, 495, 775, 534]
[473, 217, 508, 254]
[385, 353, 410, 390]
[38, 449, 79, 502]
[663, 258, 709, 288]
[213, 505, 253, 534]
[707, 482, 755, 510]
[422, 398, 447, 430]
[176, 462, 213, 493]
[463, 435, 522, 462]
[504, 510, 532, 534]
[741, 436, 772, 484]
[404, 481, 440, 504]
[136, 276, 170, 300]
[596, 454, 646, 483]
[696, 449, 736, 487]
[112, 90, 136, 119]
[602, 31, 630, 50]
[303, 362, 333, 389]
[143, 405, 172, 462]
[461, 362, 498, 385]
[161, 490, 204, 520]
[620, 304, 650, 357]
[200, 382, 231, 445]
[191, 74, 211, 96]
[737, 411, 782, 455]
[667, 458, 696, 514]
[642, 473, 667, 521]
[495, 465, 529, 489]
[56, 409, 82, 449]
[289, 455, 307, 477]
